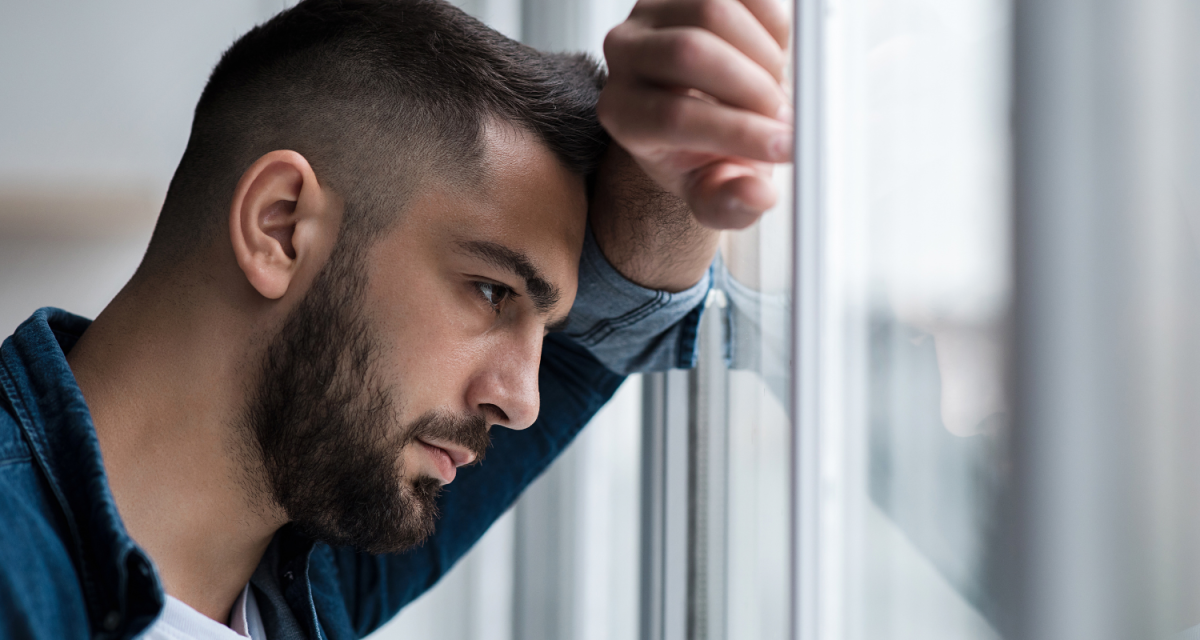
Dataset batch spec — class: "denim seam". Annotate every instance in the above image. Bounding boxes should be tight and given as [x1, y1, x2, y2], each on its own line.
[0, 453, 33, 467]
[579, 288, 668, 337]
[573, 290, 669, 346]
[0, 384, 31, 467]
[305, 546, 328, 640]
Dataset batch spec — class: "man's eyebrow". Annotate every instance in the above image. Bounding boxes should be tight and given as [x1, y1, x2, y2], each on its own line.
[456, 240, 561, 314]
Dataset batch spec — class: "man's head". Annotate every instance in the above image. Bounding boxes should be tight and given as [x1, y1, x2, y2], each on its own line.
[150, 0, 606, 259]
[141, 0, 608, 553]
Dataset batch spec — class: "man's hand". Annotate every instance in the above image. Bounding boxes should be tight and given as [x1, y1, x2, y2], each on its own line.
[598, 0, 792, 230]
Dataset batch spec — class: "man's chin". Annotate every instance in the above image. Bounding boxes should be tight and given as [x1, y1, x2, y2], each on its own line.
[292, 476, 443, 555]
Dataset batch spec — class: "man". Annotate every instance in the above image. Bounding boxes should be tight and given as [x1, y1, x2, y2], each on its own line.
[0, 0, 791, 638]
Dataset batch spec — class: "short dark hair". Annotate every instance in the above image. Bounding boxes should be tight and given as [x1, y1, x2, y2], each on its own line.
[147, 0, 608, 264]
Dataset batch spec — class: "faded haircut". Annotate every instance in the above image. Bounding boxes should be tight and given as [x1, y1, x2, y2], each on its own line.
[146, 0, 608, 265]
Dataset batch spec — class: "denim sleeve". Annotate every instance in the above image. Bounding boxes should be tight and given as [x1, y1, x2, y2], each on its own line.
[562, 226, 712, 375]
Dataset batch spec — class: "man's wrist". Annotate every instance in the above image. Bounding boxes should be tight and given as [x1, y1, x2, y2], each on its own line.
[564, 226, 712, 374]
[589, 145, 720, 293]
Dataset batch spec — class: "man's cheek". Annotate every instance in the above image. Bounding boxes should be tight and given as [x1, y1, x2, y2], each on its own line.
[387, 359, 474, 429]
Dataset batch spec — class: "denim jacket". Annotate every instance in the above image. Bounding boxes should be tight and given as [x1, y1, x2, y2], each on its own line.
[0, 231, 710, 640]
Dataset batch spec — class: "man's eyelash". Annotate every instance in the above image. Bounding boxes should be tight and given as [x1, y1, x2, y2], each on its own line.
[474, 281, 515, 312]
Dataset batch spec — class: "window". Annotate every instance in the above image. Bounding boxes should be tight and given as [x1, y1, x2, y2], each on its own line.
[786, 0, 1200, 638]
[808, 0, 1012, 636]
[382, 1, 1195, 638]
[639, 154, 794, 640]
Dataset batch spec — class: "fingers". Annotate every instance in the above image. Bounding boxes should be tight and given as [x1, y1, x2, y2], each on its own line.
[598, 85, 793, 164]
[686, 161, 778, 229]
[734, 0, 791, 49]
[614, 27, 787, 119]
[639, 0, 788, 81]
[598, 0, 794, 229]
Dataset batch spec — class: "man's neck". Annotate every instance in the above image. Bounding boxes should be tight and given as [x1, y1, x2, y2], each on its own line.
[67, 281, 285, 624]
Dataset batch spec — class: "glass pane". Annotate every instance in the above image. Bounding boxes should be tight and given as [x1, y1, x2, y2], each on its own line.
[721, 177, 794, 640]
[820, 0, 1012, 638]
[689, 136, 794, 640]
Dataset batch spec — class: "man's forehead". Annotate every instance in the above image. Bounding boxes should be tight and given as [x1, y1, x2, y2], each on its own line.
[479, 120, 552, 168]
[372, 119, 587, 312]
[477, 120, 586, 194]
[447, 121, 588, 251]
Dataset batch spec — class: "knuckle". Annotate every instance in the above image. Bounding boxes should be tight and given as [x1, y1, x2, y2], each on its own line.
[595, 92, 626, 136]
[602, 24, 629, 59]
[662, 96, 700, 138]
[597, 90, 659, 150]
[651, 96, 691, 136]
[602, 32, 616, 60]
[693, 0, 731, 30]
[596, 92, 619, 128]
[603, 30, 636, 69]
[664, 31, 707, 72]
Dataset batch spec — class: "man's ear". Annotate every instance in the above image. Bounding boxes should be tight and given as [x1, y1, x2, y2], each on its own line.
[228, 150, 334, 300]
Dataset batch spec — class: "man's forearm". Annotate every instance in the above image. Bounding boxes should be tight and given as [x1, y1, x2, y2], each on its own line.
[589, 144, 720, 293]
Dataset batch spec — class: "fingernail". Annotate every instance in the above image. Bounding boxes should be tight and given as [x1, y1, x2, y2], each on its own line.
[771, 132, 793, 161]
[776, 103, 794, 123]
[720, 197, 761, 229]
[726, 196, 749, 214]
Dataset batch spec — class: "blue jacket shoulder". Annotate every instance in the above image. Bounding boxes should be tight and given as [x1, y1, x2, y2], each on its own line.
[0, 441, 92, 639]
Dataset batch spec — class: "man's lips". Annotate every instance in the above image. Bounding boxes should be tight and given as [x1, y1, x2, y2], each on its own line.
[416, 438, 477, 484]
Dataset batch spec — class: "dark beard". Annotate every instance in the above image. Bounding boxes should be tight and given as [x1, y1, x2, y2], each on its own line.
[239, 239, 490, 554]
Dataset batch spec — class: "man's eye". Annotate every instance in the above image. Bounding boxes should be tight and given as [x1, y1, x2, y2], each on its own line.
[475, 282, 513, 311]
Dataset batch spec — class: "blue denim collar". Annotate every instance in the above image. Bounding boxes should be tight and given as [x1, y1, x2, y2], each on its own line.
[0, 308, 162, 638]
[0, 307, 328, 639]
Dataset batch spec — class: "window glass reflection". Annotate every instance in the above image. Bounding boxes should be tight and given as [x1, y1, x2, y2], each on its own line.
[823, 0, 1012, 637]
[690, 164, 793, 640]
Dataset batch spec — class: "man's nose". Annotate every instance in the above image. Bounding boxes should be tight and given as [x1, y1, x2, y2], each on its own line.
[467, 333, 542, 430]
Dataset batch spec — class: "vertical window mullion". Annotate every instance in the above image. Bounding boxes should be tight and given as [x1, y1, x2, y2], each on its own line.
[790, 0, 824, 638]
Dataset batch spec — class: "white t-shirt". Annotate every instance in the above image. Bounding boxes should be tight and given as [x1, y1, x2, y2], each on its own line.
[140, 584, 267, 640]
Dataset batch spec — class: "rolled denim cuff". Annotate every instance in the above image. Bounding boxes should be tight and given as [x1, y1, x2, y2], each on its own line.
[563, 226, 712, 375]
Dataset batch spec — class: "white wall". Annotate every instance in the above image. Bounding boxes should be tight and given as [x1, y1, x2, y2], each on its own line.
[0, 0, 296, 333]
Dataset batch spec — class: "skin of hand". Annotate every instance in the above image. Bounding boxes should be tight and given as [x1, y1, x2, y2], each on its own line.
[598, 0, 794, 232]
